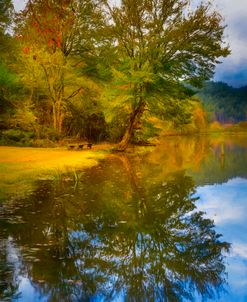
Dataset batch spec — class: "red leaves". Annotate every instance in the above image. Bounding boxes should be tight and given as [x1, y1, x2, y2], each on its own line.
[47, 35, 61, 48]
[56, 35, 61, 48]
[23, 47, 30, 54]
[29, 15, 63, 50]
[20, 1, 76, 54]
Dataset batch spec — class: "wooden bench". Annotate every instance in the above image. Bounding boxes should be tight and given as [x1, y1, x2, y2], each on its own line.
[67, 143, 93, 150]
[68, 145, 76, 150]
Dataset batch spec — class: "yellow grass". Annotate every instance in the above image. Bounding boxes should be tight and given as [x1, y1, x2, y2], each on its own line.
[0, 146, 107, 198]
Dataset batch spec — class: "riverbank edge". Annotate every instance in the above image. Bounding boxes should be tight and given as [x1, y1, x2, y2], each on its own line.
[0, 146, 112, 201]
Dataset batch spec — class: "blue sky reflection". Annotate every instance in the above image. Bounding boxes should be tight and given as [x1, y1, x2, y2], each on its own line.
[196, 177, 247, 301]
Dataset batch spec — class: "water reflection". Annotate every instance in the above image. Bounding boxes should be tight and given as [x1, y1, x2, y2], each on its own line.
[0, 154, 230, 301]
[196, 178, 247, 301]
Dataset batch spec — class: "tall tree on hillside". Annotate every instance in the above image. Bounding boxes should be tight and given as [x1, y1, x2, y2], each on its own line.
[101, 0, 230, 150]
[15, 0, 103, 134]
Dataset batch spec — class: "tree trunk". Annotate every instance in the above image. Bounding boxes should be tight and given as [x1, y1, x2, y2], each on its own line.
[53, 103, 57, 131]
[52, 100, 63, 134]
[117, 100, 145, 151]
[58, 111, 64, 134]
[57, 100, 63, 134]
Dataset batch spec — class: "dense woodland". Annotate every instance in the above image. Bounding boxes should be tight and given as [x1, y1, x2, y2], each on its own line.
[1, 0, 243, 150]
[198, 81, 247, 123]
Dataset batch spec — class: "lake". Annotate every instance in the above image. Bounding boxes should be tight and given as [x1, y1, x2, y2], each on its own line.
[0, 135, 247, 301]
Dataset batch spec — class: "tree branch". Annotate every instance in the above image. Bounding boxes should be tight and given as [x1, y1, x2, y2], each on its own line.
[64, 87, 83, 101]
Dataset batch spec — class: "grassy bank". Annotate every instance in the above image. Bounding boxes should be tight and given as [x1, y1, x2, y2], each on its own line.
[0, 146, 109, 200]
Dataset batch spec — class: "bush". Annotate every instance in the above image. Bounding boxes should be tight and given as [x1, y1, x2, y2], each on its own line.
[1, 129, 35, 145]
[209, 121, 224, 132]
[2, 129, 25, 141]
[39, 127, 60, 141]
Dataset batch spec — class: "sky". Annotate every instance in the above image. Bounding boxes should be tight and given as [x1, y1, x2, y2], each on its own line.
[196, 178, 247, 301]
[13, 0, 247, 87]
[213, 0, 247, 87]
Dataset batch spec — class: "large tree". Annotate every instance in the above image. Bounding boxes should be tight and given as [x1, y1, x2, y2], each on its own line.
[102, 0, 230, 150]
[15, 0, 103, 134]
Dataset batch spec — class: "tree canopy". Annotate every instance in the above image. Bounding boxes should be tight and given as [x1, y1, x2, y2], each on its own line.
[101, 0, 230, 149]
[0, 0, 232, 147]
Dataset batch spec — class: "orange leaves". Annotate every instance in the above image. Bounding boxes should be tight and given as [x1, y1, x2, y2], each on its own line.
[57, 40, 61, 49]
[17, 0, 78, 56]
[56, 35, 62, 48]
[47, 39, 55, 47]
[23, 47, 30, 54]
[17, 0, 79, 62]
[47, 35, 61, 49]
[24, 8, 66, 52]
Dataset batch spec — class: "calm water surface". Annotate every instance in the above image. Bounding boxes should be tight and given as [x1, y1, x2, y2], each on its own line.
[0, 135, 247, 301]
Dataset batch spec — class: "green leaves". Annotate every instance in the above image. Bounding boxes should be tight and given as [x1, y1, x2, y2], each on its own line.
[0, 0, 231, 145]
[0, 63, 17, 90]
[100, 0, 230, 147]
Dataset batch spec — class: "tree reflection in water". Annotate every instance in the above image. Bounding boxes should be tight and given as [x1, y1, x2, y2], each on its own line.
[0, 156, 230, 302]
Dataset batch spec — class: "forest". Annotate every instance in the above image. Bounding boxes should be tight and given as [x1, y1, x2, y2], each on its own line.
[1, 0, 244, 150]
[1, 2, 247, 300]
[198, 81, 247, 123]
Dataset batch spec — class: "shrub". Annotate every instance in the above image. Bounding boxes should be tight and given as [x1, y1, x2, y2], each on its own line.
[1, 129, 34, 141]
[39, 127, 60, 141]
[209, 121, 223, 132]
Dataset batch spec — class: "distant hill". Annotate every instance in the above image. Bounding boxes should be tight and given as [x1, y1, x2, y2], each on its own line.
[197, 81, 247, 123]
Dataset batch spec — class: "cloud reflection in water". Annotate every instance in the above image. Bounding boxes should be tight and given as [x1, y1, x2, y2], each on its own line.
[196, 177, 247, 301]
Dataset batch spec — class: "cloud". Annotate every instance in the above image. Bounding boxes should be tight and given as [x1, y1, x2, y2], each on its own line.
[213, 0, 247, 86]
[232, 243, 247, 259]
[196, 178, 247, 225]
[196, 178, 247, 299]
[13, 0, 27, 12]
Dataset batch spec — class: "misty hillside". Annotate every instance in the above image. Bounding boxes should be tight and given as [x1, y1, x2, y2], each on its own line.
[197, 81, 247, 123]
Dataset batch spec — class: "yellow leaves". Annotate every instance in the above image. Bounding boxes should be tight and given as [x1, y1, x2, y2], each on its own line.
[209, 121, 224, 131]
[111, 68, 128, 83]
[192, 102, 207, 130]
[147, 116, 167, 130]
[129, 61, 154, 84]
[112, 60, 154, 87]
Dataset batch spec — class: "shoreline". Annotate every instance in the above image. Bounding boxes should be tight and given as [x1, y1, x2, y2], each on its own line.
[0, 146, 109, 199]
